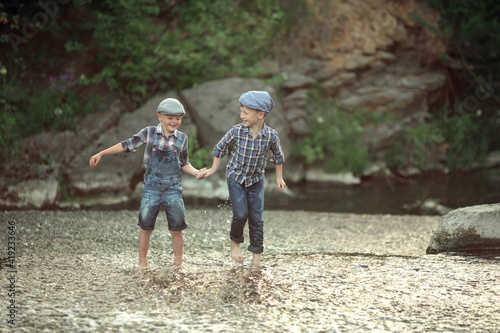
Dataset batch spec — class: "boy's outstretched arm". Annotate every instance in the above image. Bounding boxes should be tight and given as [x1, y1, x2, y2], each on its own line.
[275, 164, 286, 191]
[89, 143, 124, 167]
[204, 156, 223, 178]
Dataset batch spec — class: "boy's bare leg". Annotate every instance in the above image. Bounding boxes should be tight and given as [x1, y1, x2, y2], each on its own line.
[251, 253, 261, 267]
[138, 229, 154, 267]
[170, 230, 183, 267]
[230, 240, 244, 262]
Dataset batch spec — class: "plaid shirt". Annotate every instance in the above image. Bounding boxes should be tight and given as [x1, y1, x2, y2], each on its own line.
[121, 123, 190, 170]
[214, 123, 285, 187]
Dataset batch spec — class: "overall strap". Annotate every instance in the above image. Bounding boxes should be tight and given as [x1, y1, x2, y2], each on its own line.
[146, 126, 159, 158]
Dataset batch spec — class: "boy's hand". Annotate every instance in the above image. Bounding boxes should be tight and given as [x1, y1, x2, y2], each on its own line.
[196, 168, 207, 180]
[204, 168, 217, 178]
[89, 153, 102, 167]
[276, 178, 286, 191]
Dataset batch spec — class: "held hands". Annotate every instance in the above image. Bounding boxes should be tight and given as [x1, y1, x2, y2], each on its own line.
[196, 167, 216, 180]
[195, 168, 207, 180]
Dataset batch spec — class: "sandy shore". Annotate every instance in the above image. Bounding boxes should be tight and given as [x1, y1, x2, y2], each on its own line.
[1, 209, 499, 332]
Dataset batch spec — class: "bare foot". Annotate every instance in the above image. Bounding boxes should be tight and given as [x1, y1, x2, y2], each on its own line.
[173, 256, 183, 268]
[138, 257, 148, 268]
[230, 240, 244, 262]
[251, 253, 260, 268]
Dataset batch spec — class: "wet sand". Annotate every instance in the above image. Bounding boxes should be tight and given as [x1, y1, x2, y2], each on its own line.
[1, 209, 499, 332]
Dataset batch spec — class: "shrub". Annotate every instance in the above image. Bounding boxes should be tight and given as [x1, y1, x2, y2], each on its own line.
[434, 106, 490, 170]
[293, 92, 376, 175]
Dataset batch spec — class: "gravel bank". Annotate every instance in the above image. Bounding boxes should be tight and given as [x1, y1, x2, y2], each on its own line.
[1, 209, 499, 332]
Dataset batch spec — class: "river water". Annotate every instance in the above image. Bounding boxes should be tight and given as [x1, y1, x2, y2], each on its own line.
[2, 209, 499, 332]
[265, 169, 500, 214]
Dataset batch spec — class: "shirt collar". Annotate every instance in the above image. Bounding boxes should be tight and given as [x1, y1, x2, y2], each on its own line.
[156, 123, 177, 138]
[243, 123, 268, 137]
[262, 123, 269, 136]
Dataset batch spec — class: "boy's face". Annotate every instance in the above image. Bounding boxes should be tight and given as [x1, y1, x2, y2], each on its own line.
[240, 105, 265, 128]
[157, 113, 183, 134]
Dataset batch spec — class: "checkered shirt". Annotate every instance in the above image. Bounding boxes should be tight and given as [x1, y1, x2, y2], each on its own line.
[214, 123, 285, 187]
[121, 123, 190, 170]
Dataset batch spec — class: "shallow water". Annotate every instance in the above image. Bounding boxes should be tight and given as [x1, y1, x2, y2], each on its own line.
[1, 210, 499, 332]
[265, 169, 500, 214]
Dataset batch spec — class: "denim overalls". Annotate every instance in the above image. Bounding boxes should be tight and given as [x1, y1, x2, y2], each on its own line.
[138, 130, 187, 231]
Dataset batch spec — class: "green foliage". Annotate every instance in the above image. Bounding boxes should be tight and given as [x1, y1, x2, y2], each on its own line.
[293, 92, 378, 175]
[187, 130, 212, 170]
[434, 106, 490, 170]
[84, 0, 162, 97]
[0, 59, 100, 163]
[0, 62, 19, 162]
[384, 105, 491, 172]
[25, 88, 101, 133]
[0, 111, 19, 163]
[424, 0, 500, 66]
[77, 0, 286, 98]
[384, 123, 445, 171]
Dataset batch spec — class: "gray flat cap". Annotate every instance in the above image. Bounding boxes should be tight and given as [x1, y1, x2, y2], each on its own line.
[157, 98, 186, 116]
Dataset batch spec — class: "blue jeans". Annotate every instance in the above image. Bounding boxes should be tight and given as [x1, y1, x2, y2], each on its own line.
[227, 177, 264, 254]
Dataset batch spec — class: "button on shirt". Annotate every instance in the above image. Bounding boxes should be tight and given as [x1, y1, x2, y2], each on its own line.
[214, 123, 285, 187]
[121, 124, 190, 170]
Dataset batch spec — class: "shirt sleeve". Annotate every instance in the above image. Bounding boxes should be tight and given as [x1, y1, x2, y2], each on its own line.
[270, 134, 285, 165]
[121, 127, 149, 153]
[213, 126, 236, 158]
[179, 135, 190, 167]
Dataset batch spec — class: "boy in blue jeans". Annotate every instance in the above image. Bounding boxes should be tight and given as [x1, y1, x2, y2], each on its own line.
[89, 98, 205, 268]
[202, 91, 286, 267]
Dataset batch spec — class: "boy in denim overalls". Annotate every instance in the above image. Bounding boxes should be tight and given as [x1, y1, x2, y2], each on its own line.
[202, 91, 286, 267]
[90, 98, 205, 268]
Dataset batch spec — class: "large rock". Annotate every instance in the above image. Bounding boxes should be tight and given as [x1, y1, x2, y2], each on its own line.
[426, 204, 500, 254]
[0, 165, 59, 209]
[180, 77, 290, 158]
[19, 111, 121, 169]
[305, 168, 361, 185]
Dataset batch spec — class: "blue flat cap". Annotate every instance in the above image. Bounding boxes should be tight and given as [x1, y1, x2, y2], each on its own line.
[239, 91, 274, 113]
[157, 98, 185, 116]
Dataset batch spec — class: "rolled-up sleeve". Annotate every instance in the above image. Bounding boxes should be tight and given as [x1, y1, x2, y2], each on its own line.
[270, 135, 285, 165]
[213, 127, 235, 158]
[179, 136, 190, 167]
[121, 127, 149, 153]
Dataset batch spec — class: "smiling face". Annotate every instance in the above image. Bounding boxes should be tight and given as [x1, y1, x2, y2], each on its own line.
[240, 104, 265, 128]
[157, 113, 183, 135]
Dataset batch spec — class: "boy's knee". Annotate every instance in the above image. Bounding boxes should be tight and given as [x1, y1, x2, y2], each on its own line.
[233, 207, 249, 221]
[233, 213, 248, 222]
[170, 230, 182, 237]
[140, 228, 154, 235]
